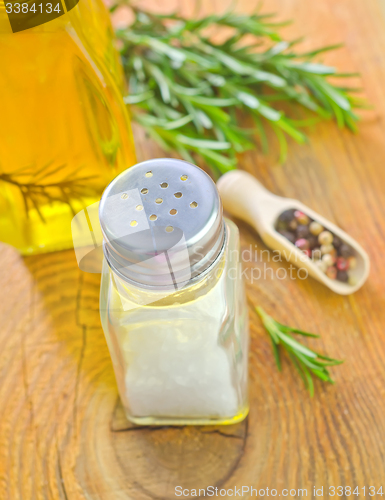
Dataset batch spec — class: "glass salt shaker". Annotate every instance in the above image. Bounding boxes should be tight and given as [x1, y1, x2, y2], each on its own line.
[99, 158, 249, 425]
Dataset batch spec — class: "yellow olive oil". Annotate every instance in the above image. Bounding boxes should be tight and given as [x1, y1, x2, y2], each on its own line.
[0, 0, 136, 254]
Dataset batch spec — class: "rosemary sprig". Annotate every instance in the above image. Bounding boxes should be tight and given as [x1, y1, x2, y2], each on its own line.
[256, 306, 343, 396]
[116, 3, 364, 177]
[0, 163, 99, 222]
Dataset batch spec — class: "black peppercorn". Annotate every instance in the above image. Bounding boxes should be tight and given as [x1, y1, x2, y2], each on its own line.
[333, 235, 342, 249]
[278, 209, 296, 224]
[339, 244, 354, 258]
[307, 235, 319, 250]
[296, 224, 310, 239]
[337, 270, 349, 282]
[278, 229, 296, 244]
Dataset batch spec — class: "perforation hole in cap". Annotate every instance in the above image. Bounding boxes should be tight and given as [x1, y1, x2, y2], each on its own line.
[121, 193, 129, 200]
[180, 175, 188, 181]
[190, 201, 198, 208]
[130, 220, 138, 227]
[145, 171, 153, 177]
[165, 226, 174, 232]
[136, 204, 143, 211]
[160, 182, 168, 188]
[155, 198, 163, 204]
[169, 209, 177, 215]
[141, 188, 148, 194]
[174, 192, 182, 198]
[149, 214, 157, 221]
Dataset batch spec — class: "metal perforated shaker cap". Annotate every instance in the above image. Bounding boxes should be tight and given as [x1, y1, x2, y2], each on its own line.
[99, 158, 225, 288]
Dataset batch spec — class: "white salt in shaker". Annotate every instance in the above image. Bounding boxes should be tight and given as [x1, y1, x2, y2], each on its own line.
[99, 158, 249, 425]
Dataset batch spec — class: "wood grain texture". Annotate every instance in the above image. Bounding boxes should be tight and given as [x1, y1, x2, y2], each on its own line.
[1, 0, 385, 497]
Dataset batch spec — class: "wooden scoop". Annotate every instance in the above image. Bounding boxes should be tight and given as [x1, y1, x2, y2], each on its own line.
[217, 170, 370, 295]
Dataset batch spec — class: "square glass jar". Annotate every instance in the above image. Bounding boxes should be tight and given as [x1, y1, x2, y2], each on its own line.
[100, 218, 249, 425]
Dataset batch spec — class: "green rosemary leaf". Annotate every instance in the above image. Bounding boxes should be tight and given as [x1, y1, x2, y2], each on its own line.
[151, 100, 183, 120]
[343, 110, 359, 132]
[312, 358, 342, 368]
[195, 110, 213, 129]
[172, 85, 209, 97]
[276, 331, 317, 358]
[188, 103, 230, 124]
[139, 34, 187, 63]
[275, 322, 319, 337]
[178, 49, 219, 69]
[311, 369, 334, 383]
[287, 351, 307, 386]
[332, 72, 361, 77]
[316, 353, 344, 365]
[187, 96, 238, 107]
[252, 70, 287, 87]
[275, 119, 307, 143]
[199, 43, 266, 79]
[116, 2, 364, 174]
[300, 43, 343, 58]
[199, 149, 237, 172]
[312, 77, 351, 111]
[256, 307, 281, 344]
[294, 351, 327, 371]
[253, 115, 269, 153]
[301, 364, 315, 397]
[162, 115, 194, 130]
[224, 128, 254, 152]
[295, 93, 324, 114]
[270, 336, 282, 371]
[235, 91, 260, 109]
[255, 104, 282, 121]
[180, 100, 205, 133]
[256, 307, 343, 395]
[176, 135, 231, 150]
[152, 128, 176, 151]
[145, 62, 172, 103]
[175, 144, 195, 164]
[270, 122, 288, 163]
[285, 61, 336, 75]
[204, 73, 226, 87]
[124, 91, 154, 104]
[329, 98, 345, 128]
[262, 41, 290, 58]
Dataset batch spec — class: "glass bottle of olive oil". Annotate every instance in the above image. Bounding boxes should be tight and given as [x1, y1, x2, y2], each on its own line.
[0, 0, 136, 255]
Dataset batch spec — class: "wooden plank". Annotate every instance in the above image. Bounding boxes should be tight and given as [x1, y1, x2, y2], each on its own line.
[1, 0, 385, 497]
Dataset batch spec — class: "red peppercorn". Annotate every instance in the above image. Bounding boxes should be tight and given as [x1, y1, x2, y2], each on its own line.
[336, 257, 349, 271]
[295, 238, 310, 250]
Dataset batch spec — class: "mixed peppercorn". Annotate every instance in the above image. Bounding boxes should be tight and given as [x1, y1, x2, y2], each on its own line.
[276, 209, 357, 285]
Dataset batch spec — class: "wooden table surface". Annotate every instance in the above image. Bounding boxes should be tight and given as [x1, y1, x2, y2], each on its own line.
[2, 0, 385, 498]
